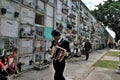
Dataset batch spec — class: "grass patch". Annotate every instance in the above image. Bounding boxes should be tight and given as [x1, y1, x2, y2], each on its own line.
[93, 60, 119, 69]
[105, 52, 120, 57]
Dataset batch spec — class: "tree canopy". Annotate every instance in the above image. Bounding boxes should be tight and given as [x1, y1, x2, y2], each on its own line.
[91, 0, 120, 42]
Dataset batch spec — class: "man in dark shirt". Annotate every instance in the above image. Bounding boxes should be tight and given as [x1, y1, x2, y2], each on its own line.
[48, 30, 71, 80]
[84, 39, 92, 60]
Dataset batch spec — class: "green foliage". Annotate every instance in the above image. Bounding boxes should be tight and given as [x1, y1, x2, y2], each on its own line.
[93, 60, 119, 69]
[118, 40, 120, 46]
[91, 0, 120, 42]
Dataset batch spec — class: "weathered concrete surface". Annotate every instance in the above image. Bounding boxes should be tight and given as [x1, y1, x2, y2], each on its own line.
[85, 67, 120, 80]
[12, 49, 120, 80]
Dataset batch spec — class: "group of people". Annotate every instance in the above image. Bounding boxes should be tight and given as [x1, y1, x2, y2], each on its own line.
[48, 30, 92, 80]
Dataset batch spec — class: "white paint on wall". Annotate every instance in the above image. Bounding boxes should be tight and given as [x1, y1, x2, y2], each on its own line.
[0, 18, 19, 37]
[20, 7, 35, 24]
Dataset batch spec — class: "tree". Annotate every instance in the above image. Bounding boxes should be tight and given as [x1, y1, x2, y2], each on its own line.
[91, 0, 120, 42]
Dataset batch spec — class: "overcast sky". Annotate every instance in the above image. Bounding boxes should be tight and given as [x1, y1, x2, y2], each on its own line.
[81, 0, 107, 10]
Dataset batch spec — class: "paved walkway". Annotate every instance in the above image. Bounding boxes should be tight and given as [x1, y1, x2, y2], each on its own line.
[84, 49, 120, 80]
[12, 49, 120, 80]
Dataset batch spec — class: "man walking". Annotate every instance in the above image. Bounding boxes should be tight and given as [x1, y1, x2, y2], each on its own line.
[84, 39, 92, 60]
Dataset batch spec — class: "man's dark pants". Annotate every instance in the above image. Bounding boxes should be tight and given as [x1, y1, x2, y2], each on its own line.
[85, 49, 89, 60]
[53, 60, 65, 80]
